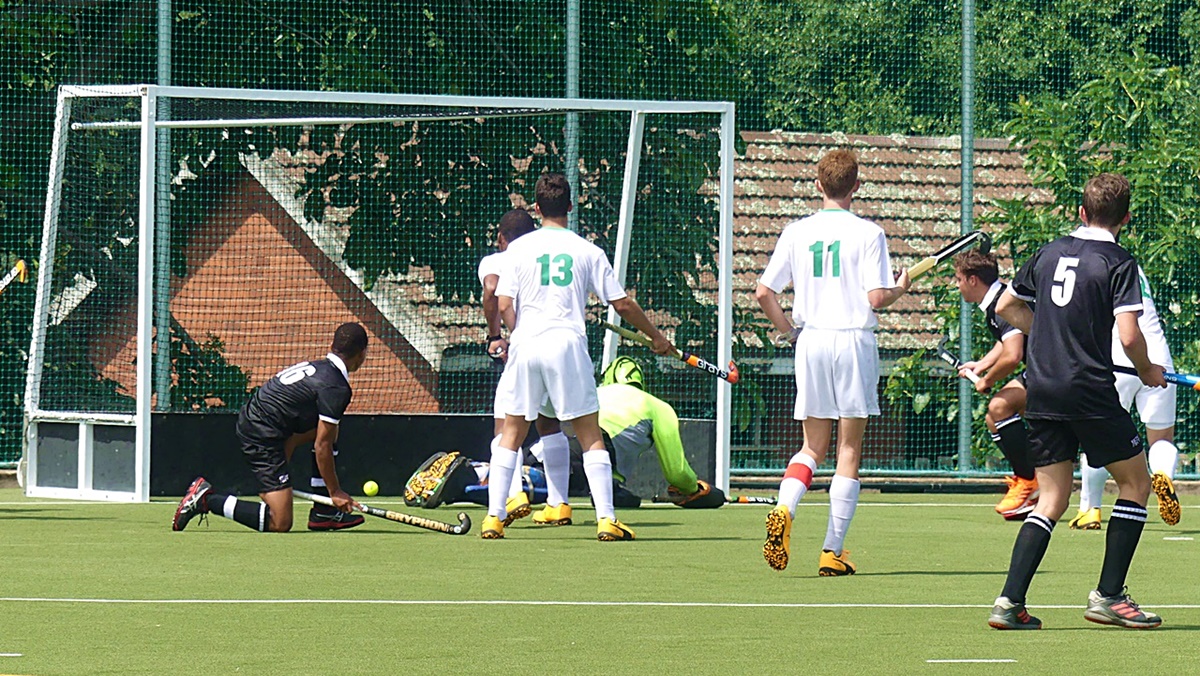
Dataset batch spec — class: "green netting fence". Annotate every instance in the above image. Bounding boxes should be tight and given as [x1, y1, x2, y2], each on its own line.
[2, 1, 1198, 477]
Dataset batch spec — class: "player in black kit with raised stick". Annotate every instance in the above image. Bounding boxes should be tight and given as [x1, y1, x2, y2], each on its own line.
[987, 173, 1167, 630]
[172, 322, 369, 532]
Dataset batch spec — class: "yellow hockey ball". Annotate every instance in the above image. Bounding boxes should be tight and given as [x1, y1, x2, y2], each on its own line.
[363, 480, 379, 497]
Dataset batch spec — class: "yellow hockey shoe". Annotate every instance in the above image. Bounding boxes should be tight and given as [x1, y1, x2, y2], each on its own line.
[480, 515, 505, 539]
[763, 505, 792, 571]
[596, 517, 635, 541]
[1068, 508, 1103, 530]
[503, 493, 532, 527]
[532, 503, 573, 526]
[818, 549, 857, 577]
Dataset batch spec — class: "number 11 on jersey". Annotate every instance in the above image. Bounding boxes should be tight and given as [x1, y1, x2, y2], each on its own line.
[809, 240, 841, 278]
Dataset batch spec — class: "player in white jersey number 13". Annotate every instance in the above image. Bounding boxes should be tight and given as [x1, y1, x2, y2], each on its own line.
[483, 173, 674, 542]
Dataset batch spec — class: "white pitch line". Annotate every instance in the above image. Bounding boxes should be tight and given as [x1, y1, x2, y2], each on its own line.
[928, 659, 1016, 664]
[2, 597, 1200, 610]
[1164, 537, 1194, 541]
[0, 653, 23, 657]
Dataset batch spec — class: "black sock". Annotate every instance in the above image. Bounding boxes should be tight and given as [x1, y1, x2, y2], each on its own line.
[1098, 499, 1147, 597]
[206, 491, 271, 532]
[1000, 513, 1055, 604]
[995, 415, 1036, 480]
[309, 452, 329, 496]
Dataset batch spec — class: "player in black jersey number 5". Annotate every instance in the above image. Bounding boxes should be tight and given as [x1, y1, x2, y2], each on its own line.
[987, 173, 1167, 630]
[172, 322, 370, 533]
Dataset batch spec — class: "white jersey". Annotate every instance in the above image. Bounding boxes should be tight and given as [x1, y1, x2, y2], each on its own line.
[477, 251, 506, 287]
[496, 226, 626, 344]
[758, 209, 895, 330]
[1111, 265, 1173, 368]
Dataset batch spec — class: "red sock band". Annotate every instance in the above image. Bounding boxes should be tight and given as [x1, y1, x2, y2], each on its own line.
[784, 461, 814, 487]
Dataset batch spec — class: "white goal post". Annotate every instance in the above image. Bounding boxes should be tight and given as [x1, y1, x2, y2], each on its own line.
[24, 84, 736, 502]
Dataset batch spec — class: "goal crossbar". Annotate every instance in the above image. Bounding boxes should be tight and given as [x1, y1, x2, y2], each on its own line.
[60, 84, 734, 115]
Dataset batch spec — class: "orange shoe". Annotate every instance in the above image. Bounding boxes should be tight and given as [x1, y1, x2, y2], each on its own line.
[996, 476, 1039, 518]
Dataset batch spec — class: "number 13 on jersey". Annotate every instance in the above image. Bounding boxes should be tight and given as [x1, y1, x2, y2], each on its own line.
[538, 253, 574, 286]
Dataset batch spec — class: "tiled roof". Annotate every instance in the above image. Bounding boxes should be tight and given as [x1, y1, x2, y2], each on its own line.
[733, 132, 1051, 351]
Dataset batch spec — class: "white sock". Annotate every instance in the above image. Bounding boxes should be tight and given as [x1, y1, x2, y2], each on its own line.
[777, 453, 817, 517]
[222, 495, 238, 520]
[508, 447, 526, 499]
[822, 474, 860, 554]
[1148, 439, 1179, 479]
[1079, 453, 1109, 512]
[583, 449, 616, 521]
[528, 438, 546, 464]
[487, 447, 519, 518]
[540, 433, 570, 506]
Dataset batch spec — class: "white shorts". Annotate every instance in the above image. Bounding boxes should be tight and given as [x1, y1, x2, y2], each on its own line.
[494, 367, 555, 420]
[793, 328, 880, 420]
[496, 329, 598, 422]
[1115, 371, 1176, 429]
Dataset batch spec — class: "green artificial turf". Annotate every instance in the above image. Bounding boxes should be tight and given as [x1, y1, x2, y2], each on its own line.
[1, 488, 1196, 674]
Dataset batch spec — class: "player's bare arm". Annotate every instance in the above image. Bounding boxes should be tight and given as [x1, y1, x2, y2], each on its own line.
[313, 420, 355, 512]
[961, 339, 1003, 379]
[977, 334, 1024, 391]
[867, 268, 910, 309]
[754, 282, 796, 338]
[995, 288, 1033, 333]
[1115, 311, 1167, 388]
[482, 273, 508, 359]
[611, 295, 674, 356]
[497, 294, 517, 336]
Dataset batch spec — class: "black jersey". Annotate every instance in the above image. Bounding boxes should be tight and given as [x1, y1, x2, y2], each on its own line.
[980, 281, 1023, 345]
[1009, 228, 1142, 419]
[237, 355, 352, 443]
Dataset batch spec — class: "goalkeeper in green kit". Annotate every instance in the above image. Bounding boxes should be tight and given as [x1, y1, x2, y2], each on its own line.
[596, 356, 725, 508]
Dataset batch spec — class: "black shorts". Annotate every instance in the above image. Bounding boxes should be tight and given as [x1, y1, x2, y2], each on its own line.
[1027, 415, 1144, 469]
[240, 435, 292, 493]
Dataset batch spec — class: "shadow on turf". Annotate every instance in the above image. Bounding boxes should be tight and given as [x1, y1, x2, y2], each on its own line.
[1035, 624, 1200, 632]
[0, 509, 110, 521]
[856, 570, 998, 577]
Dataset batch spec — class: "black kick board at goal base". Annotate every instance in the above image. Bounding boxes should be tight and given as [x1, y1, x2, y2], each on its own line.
[150, 413, 717, 500]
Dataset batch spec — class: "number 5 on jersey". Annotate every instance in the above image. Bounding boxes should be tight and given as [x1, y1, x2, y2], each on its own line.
[538, 253, 574, 286]
[1052, 256, 1079, 306]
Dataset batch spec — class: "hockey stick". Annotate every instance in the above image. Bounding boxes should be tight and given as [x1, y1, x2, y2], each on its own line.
[936, 336, 981, 384]
[601, 321, 739, 384]
[729, 495, 777, 505]
[906, 231, 992, 281]
[0, 259, 27, 295]
[651, 493, 777, 505]
[294, 490, 472, 535]
[1113, 365, 1200, 391]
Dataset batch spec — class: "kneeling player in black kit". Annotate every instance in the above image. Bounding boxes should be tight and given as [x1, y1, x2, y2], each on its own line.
[172, 322, 369, 532]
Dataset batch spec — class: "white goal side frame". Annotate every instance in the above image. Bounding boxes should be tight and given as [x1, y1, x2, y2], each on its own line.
[24, 85, 736, 501]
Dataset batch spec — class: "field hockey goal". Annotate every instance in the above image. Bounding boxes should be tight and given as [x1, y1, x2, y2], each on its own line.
[24, 85, 736, 501]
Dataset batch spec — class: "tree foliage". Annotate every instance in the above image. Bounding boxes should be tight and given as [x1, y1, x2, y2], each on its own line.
[887, 52, 1200, 461]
